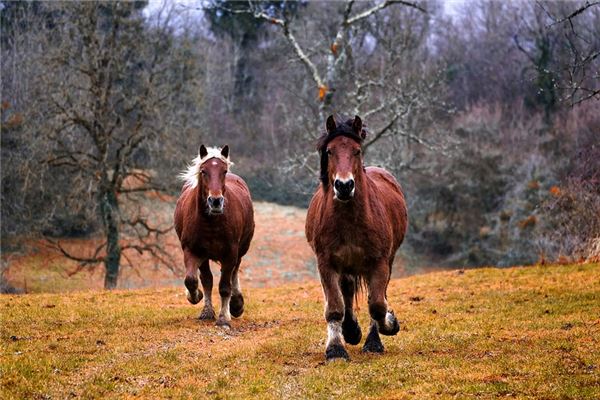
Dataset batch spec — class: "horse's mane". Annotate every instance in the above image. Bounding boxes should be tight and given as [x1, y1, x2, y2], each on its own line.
[316, 117, 366, 188]
[180, 147, 233, 189]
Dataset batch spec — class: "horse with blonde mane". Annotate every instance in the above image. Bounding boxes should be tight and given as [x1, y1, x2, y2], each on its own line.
[174, 145, 254, 327]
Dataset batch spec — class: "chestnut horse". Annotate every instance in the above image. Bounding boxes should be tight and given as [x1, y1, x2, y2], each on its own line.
[174, 145, 254, 328]
[306, 116, 408, 361]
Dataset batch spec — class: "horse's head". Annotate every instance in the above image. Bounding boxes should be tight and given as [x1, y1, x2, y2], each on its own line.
[198, 144, 231, 215]
[317, 115, 366, 202]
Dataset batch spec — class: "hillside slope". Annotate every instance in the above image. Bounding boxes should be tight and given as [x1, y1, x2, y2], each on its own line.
[3, 202, 316, 293]
[1, 263, 599, 399]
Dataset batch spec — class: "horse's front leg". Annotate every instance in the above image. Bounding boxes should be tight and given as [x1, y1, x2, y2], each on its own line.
[215, 254, 237, 328]
[340, 274, 362, 345]
[198, 260, 215, 320]
[318, 259, 348, 361]
[184, 249, 203, 305]
[363, 259, 400, 353]
[229, 259, 244, 318]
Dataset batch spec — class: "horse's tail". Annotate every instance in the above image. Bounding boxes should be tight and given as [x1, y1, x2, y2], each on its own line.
[354, 274, 367, 311]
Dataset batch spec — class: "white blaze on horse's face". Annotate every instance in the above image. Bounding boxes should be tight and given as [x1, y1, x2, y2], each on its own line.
[201, 158, 228, 215]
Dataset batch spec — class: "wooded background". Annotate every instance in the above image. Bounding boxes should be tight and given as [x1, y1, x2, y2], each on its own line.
[1, 0, 599, 288]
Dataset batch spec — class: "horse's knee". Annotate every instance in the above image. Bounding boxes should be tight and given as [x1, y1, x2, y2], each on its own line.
[368, 302, 387, 322]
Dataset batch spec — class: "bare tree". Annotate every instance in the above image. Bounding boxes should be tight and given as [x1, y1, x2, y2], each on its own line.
[537, 0, 600, 105]
[30, 1, 192, 289]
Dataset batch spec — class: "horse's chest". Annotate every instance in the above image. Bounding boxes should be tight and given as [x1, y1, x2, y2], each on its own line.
[187, 226, 232, 258]
[331, 244, 366, 269]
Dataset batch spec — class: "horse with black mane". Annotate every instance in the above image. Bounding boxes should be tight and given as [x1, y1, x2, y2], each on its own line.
[305, 115, 408, 361]
[174, 145, 254, 328]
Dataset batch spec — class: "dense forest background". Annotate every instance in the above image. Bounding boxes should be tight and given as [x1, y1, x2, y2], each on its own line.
[1, 0, 599, 284]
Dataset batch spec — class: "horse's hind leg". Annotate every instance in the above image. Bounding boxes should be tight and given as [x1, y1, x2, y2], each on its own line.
[340, 274, 361, 345]
[319, 261, 349, 361]
[184, 250, 203, 305]
[367, 260, 400, 337]
[229, 260, 244, 318]
[199, 260, 215, 320]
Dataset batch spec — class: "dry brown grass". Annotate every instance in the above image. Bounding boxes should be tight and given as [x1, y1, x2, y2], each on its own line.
[1, 262, 599, 399]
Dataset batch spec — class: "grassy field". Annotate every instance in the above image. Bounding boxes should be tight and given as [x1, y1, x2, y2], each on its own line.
[1, 262, 599, 399]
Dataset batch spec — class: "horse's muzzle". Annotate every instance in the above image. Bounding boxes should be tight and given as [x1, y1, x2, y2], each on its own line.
[333, 178, 355, 201]
[207, 196, 224, 214]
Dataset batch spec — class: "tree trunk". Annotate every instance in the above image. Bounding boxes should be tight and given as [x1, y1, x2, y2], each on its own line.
[101, 189, 121, 290]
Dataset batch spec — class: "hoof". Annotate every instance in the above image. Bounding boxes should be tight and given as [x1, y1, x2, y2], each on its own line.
[325, 344, 350, 361]
[342, 317, 362, 345]
[215, 317, 231, 328]
[378, 311, 400, 336]
[362, 334, 384, 354]
[230, 294, 244, 318]
[199, 307, 216, 321]
[186, 288, 203, 305]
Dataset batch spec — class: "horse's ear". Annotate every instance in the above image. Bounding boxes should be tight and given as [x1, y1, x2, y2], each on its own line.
[200, 145, 208, 159]
[352, 115, 363, 136]
[221, 145, 229, 159]
[326, 115, 336, 134]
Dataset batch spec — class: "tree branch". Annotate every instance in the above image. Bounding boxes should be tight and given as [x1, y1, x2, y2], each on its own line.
[346, 0, 426, 25]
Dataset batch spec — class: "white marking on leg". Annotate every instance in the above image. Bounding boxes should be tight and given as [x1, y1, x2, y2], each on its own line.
[232, 271, 241, 294]
[326, 320, 343, 348]
[204, 294, 213, 309]
[385, 312, 394, 330]
[219, 295, 231, 321]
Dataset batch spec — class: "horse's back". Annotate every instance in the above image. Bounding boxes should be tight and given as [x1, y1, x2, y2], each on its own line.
[226, 172, 253, 219]
[366, 166, 408, 248]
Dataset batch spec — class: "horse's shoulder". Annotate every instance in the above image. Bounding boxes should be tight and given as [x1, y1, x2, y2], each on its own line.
[365, 166, 403, 192]
[306, 185, 325, 243]
[226, 173, 251, 194]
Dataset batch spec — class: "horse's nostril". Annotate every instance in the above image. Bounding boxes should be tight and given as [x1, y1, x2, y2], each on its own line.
[209, 196, 223, 208]
[348, 180, 355, 190]
[334, 180, 342, 190]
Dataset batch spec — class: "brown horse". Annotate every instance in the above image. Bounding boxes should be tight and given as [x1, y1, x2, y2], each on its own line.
[174, 145, 255, 328]
[305, 115, 408, 361]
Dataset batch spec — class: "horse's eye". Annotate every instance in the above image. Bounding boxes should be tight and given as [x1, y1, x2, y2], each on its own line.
[326, 149, 332, 155]
[200, 170, 207, 176]
[354, 149, 361, 156]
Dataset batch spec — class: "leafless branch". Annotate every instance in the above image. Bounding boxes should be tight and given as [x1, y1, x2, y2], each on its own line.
[346, 0, 426, 25]
[46, 238, 106, 266]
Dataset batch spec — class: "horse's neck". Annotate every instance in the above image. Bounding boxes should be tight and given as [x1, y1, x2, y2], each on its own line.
[193, 182, 207, 218]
